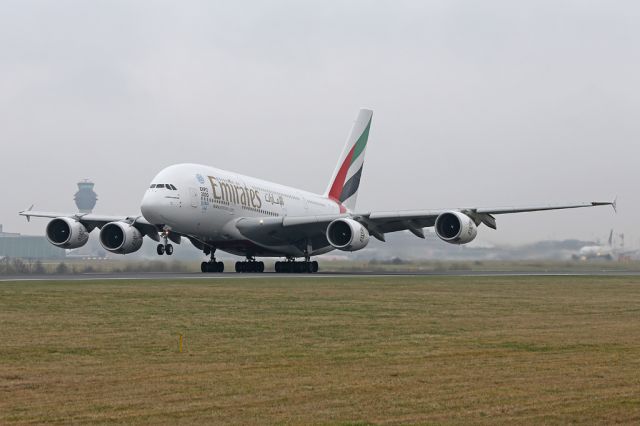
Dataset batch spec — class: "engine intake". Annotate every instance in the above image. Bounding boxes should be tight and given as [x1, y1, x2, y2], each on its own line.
[435, 211, 478, 244]
[46, 218, 89, 249]
[99, 222, 144, 254]
[326, 218, 370, 251]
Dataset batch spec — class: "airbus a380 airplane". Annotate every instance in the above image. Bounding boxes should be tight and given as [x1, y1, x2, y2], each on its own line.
[20, 109, 614, 273]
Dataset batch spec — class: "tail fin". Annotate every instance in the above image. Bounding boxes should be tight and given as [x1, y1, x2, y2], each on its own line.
[325, 108, 373, 211]
[608, 229, 614, 246]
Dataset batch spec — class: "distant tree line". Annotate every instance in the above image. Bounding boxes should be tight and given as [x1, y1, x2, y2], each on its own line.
[0, 258, 194, 275]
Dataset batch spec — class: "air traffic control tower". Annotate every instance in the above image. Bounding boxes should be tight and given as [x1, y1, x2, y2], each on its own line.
[74, 179, 98, 213]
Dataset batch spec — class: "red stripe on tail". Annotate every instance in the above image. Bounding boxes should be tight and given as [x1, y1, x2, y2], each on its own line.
[327, 145, 356, 202]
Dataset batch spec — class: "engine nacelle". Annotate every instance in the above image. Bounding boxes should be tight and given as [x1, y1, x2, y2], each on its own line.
[99, 222, 144, 254]
[46, 218, 90, 249]
[434, 211, 478, 245]
[326, 218, 370, 251]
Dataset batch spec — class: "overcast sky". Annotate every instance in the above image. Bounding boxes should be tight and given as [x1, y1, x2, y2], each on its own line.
[1, 1, 637, 246]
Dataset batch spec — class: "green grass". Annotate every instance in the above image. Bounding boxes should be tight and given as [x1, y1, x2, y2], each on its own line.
[1, 276, 640, 424]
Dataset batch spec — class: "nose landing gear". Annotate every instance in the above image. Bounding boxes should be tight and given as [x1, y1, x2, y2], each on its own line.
[156, 231, 174, 256]
[156, 243, 173, 255]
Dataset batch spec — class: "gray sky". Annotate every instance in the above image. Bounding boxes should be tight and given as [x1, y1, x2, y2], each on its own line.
[1, 0, 637, 245]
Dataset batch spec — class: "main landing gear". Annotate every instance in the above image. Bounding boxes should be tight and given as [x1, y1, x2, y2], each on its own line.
[235, 257, 265, 273]
[201, 248, 224, 273]
[275, 258, 319, 273]
[198, 249, 318, 274]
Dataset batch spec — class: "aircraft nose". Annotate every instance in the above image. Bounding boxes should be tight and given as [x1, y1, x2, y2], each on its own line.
[140, 190, 162, 224]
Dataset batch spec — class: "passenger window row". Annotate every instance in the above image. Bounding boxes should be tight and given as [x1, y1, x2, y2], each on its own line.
[150, 184, 178, 190]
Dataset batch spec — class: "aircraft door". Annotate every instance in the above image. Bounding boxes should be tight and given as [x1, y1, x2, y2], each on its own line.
[189, 187, 199, 208]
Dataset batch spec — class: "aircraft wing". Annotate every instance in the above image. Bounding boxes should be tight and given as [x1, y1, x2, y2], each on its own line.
[18, 209, 162, 241]
[361, 201, 615, 237]
[235, 201, 615, 245]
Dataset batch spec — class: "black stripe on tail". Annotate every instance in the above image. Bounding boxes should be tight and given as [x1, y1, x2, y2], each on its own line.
[339, 166, 363, 202]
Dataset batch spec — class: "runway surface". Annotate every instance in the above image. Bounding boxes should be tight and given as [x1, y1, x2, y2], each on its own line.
[2, 270, 640, 281]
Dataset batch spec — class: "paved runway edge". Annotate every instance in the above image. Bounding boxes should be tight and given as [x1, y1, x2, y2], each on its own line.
[2, 270, 640, 282]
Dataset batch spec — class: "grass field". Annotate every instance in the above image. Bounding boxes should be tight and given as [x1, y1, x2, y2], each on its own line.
[1, 276, 640, 424]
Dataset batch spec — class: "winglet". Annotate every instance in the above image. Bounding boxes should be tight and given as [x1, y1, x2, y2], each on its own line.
[19, 204, 35, 222]
[590, 200, 616, 213]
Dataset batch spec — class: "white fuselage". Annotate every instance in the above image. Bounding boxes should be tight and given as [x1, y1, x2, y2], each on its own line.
[140, 163, 342, 257]
[578, 245, 614, 259]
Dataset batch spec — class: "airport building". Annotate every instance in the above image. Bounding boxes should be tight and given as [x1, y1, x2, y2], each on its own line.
[0, 224, 65, 259]
[0, 179, 99, 260]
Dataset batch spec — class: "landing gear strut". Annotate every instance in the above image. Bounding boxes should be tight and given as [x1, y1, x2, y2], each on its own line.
[275, 257, 318, 273]
[201, 248, 224, 273]
[235, 257, 265, 273]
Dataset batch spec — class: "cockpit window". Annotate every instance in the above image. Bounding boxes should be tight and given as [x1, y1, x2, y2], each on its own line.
[149, 183, 177, 190]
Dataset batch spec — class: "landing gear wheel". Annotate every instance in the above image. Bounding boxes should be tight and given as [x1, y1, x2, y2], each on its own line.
[276, 261, 295, 273]
[201, 247, 223, 273]
[165, 244, 174, 255]
[235, 260, 265, 273]
[275, 259, 318, 273]
[201, 261, 224, 273]
[157, 244, 165, 255]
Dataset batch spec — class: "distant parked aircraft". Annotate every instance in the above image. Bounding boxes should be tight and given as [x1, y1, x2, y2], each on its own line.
[575, 230, 616, 260]
[574, 230, 635, 260]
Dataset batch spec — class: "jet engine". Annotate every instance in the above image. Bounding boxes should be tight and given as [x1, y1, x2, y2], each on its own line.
[326, 218, 370, 251]
[434, 211, 478, 244]
[99, 222, 144, 254]
[46, 217, 90, 249]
